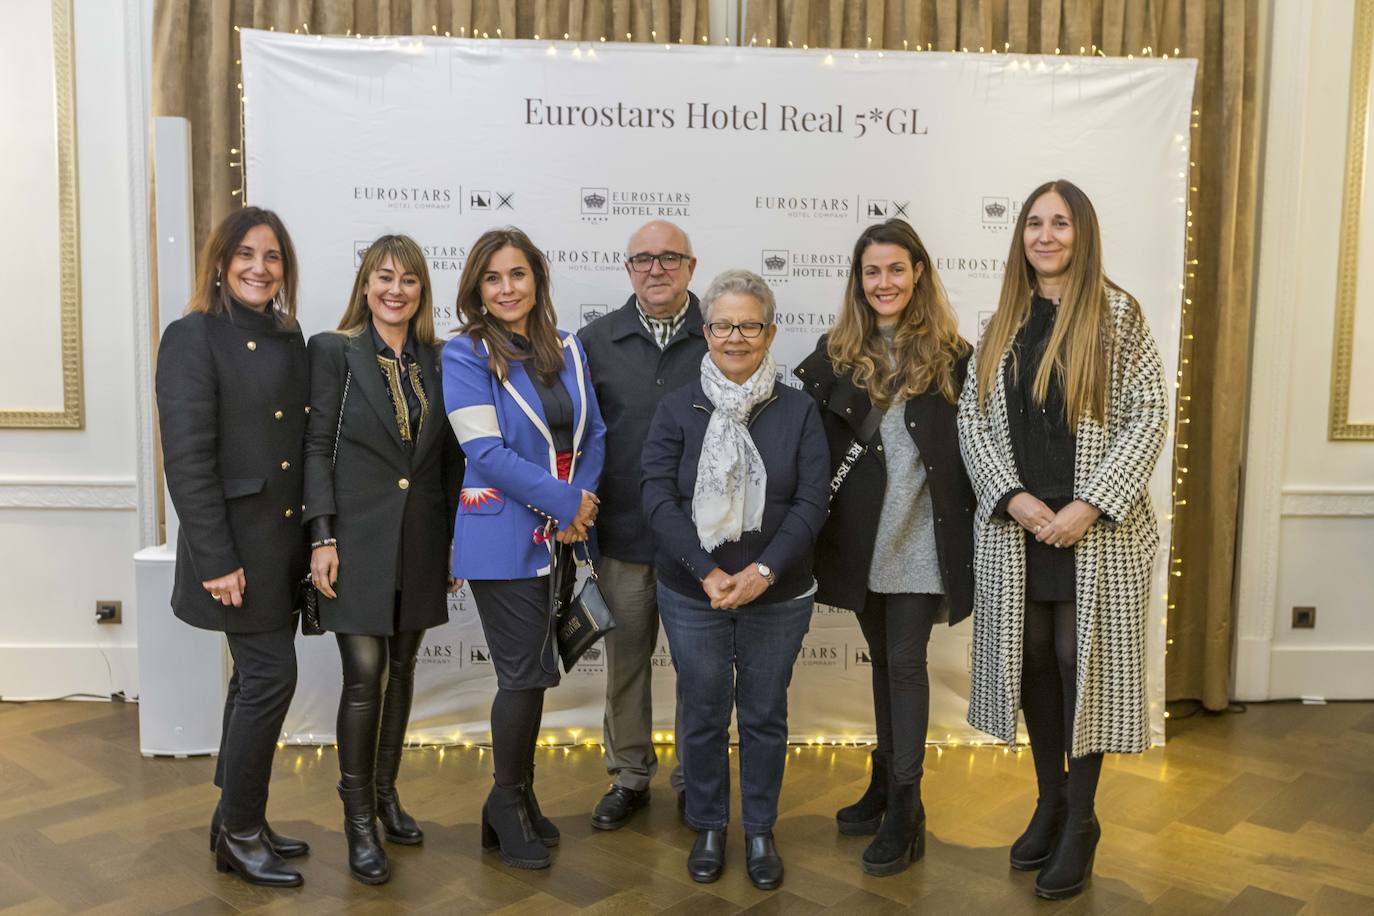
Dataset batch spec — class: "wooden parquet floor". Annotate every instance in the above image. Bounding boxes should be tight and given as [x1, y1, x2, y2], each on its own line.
[1, 700, 1372, 914]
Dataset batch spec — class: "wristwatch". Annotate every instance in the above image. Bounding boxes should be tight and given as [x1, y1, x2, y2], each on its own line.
[755, 563, 776, 586]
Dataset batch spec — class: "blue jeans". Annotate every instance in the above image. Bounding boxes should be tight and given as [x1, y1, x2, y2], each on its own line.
[657, 582, 813, 834]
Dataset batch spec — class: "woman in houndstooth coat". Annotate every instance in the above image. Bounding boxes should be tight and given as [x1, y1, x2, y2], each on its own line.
[958, 180, 1167, 901]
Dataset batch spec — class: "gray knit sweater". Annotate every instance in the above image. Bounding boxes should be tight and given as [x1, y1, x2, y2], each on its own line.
[867, 326, 944, 595]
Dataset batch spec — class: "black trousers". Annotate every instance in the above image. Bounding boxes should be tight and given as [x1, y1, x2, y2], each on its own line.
[213, 625, 299, 832]
[856, 592, 942, 785]
[335, 628, 426, 785]
[1021, 601, 1103, 810]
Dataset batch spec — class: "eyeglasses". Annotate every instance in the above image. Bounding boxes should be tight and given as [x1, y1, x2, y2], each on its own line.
[626, 251, 688, 272]
[705, 321, 768, 339]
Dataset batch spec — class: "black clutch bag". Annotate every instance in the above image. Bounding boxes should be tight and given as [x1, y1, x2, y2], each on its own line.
[553, 546, 616, 671]
[295, 575, 325, 636]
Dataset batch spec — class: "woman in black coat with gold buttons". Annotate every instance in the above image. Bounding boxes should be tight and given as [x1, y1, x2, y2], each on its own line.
[155, 207, 311, 888]
[794, 219, 975, 877]
[303, 234, 463, 884]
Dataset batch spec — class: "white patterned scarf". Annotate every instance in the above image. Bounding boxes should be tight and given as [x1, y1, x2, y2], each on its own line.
[692, 349, 777, 551]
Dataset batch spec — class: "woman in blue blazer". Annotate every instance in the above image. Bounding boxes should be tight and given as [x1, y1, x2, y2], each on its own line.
[443, 227, 606, 869]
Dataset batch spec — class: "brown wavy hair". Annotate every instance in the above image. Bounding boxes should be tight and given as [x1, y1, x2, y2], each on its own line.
[455, 227, 563, 385]
[186, 207, 298, 325]
[974, 179, 1125, 432]
[333, 234, 437, 345]
[827, 219, 968, 407]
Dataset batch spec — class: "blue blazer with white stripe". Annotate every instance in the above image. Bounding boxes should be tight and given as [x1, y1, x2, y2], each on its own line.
[442, 329, 606, 579]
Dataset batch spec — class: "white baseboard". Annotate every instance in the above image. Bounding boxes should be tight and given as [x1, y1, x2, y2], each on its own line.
[0, 644, 139, 700]
[1268, 646, 1374, 700]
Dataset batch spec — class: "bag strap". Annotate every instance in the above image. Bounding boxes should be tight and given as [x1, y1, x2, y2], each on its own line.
[331, 369, 351, 468]
[829, 405, 885, 501]
[571, 540, 597, 578]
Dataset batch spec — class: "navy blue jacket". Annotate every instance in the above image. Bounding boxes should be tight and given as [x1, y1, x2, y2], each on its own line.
[579, 295, 707, 564]
[641, 378, 829, 604]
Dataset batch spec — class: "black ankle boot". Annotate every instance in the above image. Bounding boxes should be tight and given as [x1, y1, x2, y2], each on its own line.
[523, 767, 559, 847]
[1034, 810, 1100, 899]
[215, 826, 303, 887]
[338, 783, 391, 885]
[861, 781, 925, 876]
[1009, 792, 1066, 870]
[481, 782, 551, 869]
[836, 749, 888, 835]
[374, 714, 423, 846]
[210, 803, 309, 857]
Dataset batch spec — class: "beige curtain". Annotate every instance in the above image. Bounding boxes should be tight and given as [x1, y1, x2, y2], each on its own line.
[748, 0, 1260, 710]
[152, 1, 709, 251]
[154, 0, 1255, 709]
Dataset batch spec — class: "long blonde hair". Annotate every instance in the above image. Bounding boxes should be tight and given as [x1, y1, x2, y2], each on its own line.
[334, 234, 437, 345]
[827, 219, 968, 407]
[187, 207, 298, 325]
[975, 180, 1120, 431]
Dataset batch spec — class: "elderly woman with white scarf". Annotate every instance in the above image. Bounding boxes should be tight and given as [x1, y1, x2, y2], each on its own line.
[641, 269, 830, 891]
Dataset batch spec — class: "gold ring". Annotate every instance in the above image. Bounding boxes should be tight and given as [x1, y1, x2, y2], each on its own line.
[211, 592, 221, 599]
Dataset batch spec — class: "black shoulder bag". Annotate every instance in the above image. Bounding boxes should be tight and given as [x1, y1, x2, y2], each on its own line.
[550, 541, 616, 671]
[295, 369, 351, 636]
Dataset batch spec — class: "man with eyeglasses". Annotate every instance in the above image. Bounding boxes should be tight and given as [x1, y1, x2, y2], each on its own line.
[578, 220, 706, 830]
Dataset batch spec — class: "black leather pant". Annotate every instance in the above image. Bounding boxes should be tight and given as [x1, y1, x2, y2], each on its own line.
[335, 628, 426, 788]
[856, 592, 941, 785]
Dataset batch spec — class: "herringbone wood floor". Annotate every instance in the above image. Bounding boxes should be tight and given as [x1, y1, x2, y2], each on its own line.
[1, 700, 1371, 914]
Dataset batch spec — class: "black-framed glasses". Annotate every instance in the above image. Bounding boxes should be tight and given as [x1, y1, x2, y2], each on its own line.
[705, 320, 768, 339]
[627, 251, 689, 272]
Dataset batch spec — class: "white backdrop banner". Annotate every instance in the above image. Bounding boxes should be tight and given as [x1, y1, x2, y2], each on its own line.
[241, 31, 1195, 747]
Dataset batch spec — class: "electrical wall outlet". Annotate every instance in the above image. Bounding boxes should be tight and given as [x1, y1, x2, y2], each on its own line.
[1291, 605, 1316, 629]
[95, 600, 122, 624]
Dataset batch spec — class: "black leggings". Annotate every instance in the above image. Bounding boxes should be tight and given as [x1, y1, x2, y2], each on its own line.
[856, 593, 942, 785]
[336, 628, 426, 787]
[491, 687, 546, 788]
[1021, 601, 1103, 811]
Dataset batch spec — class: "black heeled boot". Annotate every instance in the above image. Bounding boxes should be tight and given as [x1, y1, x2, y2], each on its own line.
[338, 782, 391, 885]
[215, 826, 303, 887]
[523, 766, 560, 847]
[210, 802, 309, 857]
[481, 782, 551, 869]
[836, 749, 888, 835]
[861, 781, 925, 876]
[1034, 810, 1100, 899]
[1009, 790, 1066, 870]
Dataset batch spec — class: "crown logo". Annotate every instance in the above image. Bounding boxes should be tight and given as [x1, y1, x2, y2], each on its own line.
[984, 200, 1007, 218]
[583, 191, 606, 208]
[763, 254, 787, 271]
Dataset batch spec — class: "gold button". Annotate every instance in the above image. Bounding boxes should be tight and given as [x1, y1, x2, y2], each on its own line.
[284, 508, 294, 518]
[280, 460, 290, 470]
[274, 410, 284, 420]
[398, 478, 410, 490]
[304, 405, 311, 413]
[246, 341, 257, 351]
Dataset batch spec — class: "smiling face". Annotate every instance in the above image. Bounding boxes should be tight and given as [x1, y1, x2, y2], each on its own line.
[1023, 190, 1076, 285]
[625, 221, 696, 317]
[365, 254, 422, 336]
[705, 291, 777, 384]
[478, 245, 537, 335]
[225, 223, 284, 309]
[860, 241, 925, 327]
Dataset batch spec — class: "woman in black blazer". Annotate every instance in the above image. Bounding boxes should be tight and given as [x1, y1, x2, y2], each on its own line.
[794, 219, 975, 877]
[303, 234, 463, 885]
[155, 207, 310, 888]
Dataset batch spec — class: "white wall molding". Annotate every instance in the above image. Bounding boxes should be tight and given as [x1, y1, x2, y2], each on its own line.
[126, 0, 157, 546]
[1234, 0, 1313, 701]
[1268, 645, 1374, 700]
[1280, 486, 1374, 516]
[0, 477, 137, 510]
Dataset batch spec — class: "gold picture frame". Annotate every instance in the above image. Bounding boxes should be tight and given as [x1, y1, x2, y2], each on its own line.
[0, 0, 83, 429]
[1331, 0, 1374, 440]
